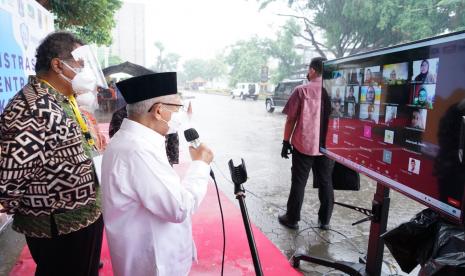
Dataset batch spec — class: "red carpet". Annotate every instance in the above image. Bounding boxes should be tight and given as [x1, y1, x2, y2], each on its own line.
[190, 184, 301, 275]
[9, 123, 300, 275]
[9, 182, 300, 276]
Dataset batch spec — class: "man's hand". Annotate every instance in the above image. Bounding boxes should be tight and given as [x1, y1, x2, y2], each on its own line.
[281, 140, 293, 159]
[189, 143, 214, 164]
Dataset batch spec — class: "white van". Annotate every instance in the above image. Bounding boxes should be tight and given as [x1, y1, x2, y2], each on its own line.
[231, 83, 259, 100]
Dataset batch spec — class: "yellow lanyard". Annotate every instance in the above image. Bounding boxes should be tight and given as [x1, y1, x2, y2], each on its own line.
[39, 79, 95, 147]
[68, 95, 95, 147]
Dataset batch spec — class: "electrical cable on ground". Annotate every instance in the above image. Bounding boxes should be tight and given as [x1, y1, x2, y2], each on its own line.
[209, 169, 225, 276]
[212, 162, 362, 251]
[211, 162, 401, 275]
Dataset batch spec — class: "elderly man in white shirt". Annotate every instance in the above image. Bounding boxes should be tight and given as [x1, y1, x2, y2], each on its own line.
[101, 72, 213, 276]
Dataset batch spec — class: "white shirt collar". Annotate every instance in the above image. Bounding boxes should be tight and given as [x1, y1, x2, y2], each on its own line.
[119, 118, 166, 147]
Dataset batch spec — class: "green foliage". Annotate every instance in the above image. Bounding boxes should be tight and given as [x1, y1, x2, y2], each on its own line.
[108, 55, 123, 66]
[389, 0, 465, 40]
[95, 47, 122, 68]
[225, 36, 269, 86]
[152, 42, 180, 72]
[310, 0, 404, 57]
[182, 55, 227, 82]
[259, 0, 465, 57]
[162, 53, 181, 72]
[38, 0, 122, 46]
[183, 59, 208, 81]
[205, 55, 228, 81]
[266, 19, 302, 83]
[223, 21, 302, 85]
[152, 52, 180, 72]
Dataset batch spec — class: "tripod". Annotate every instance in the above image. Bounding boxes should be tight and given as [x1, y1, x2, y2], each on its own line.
[229, 159, 264, 276]
[291, 183, 391, 276]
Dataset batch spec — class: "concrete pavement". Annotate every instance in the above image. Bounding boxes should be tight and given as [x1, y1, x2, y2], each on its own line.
[0, 92, 424, 275]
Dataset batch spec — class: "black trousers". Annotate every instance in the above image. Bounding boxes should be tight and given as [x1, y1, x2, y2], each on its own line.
[286, 149, 335, 225]
[25, 215, 104, 276]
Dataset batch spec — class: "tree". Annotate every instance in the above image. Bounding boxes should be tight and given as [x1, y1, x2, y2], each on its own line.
[183, 59, 210, 81]
[95, 47, 122, 68]
[153, 42, 180, 72]
[205, 54, 228, 81]
[182, 55, 227, 82]
[163, 53, 181, 72]
[225, 36, 269, 86]
[266, 19, 302, 83]
[153, 41, 165, 71]
[108, 55, 123, 67]
[260, 0, 465, 58]
[36, 0, 122, 45]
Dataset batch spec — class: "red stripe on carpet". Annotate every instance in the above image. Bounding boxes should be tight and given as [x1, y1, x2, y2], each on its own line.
[9, 183, 300, 275]
[191, 184, 301, 275]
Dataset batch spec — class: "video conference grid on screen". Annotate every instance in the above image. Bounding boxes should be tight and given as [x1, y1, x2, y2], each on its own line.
[330, 59, 436, 129]
[322, 32, 465, 223]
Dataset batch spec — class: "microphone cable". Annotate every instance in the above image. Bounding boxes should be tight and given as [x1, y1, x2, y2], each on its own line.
[211, 162, 364, 253]
[209, 169, 225, 276]
[183, 128, 225, 274]
[211, 162, 401, 275]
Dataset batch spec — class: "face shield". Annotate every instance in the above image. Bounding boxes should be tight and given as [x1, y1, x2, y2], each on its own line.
[69, 45, 107, 115]
[70, 45, 108, 90]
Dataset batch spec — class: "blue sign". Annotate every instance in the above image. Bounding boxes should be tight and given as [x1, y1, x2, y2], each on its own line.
[0, 8, 27, 114]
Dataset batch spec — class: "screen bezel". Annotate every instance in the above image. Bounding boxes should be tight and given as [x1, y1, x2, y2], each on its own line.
[320, 30, 465, 224]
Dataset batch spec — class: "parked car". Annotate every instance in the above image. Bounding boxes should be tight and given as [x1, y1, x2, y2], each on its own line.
[231, 83, 259, 100]
[265, 79, 307, 112]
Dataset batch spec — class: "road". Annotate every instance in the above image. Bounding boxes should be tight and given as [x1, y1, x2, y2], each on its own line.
[0, 91, 425, 275]
[184, 91, 424, 275]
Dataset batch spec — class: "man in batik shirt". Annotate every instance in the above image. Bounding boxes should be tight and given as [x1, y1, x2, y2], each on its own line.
[0, 31, 103, 276]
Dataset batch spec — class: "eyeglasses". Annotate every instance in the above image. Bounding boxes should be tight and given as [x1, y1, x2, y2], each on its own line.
[148, 102, 187, 113]
[61, 59, 84, 73]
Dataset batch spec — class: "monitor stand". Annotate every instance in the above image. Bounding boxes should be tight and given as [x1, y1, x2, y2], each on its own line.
[290, 183, 391, 276]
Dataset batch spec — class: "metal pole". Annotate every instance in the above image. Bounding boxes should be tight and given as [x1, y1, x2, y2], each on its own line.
[236, 193, 264, 276]
[365, 183, 391, 275]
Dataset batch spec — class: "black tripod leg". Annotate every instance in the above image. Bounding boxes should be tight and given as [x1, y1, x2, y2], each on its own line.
[289, 183, 391, 276]
[236, 194, 264, 276]
[291, 254, 365, 275]
[365, 183, 390, 275]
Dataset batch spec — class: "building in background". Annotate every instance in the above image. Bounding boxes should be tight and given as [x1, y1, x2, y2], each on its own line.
[110, 0, 146, 67]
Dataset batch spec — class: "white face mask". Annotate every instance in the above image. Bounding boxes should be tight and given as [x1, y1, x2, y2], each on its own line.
[61, 61, 97, 94]
[76, 92, 98, 112]
[161, 108, 186, 135]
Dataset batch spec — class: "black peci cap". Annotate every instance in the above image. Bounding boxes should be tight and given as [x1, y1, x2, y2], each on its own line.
[116, 72, 178, 104]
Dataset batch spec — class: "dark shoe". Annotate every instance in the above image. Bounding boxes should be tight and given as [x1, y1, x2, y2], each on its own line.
[278, 214, 298, 229]
[318, 219, 330, 230]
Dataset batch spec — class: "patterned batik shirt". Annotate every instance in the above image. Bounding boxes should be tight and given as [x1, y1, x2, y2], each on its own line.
[0, 76, 101, 238]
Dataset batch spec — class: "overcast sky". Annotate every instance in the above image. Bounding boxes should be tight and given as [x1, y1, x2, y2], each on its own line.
[129, 0, 294, 67]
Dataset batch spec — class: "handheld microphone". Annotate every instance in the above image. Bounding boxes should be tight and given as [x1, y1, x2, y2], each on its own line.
[184, 128, 226, 275]
[184, 128, 213, 178]
[184, 128, 201, 149]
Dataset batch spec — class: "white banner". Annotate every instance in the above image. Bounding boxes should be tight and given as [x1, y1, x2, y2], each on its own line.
[0, 0, 54, 232]
[0, 0, 54, 114]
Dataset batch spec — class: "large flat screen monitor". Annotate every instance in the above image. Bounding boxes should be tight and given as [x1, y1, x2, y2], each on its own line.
[321, 31, 465, 224]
